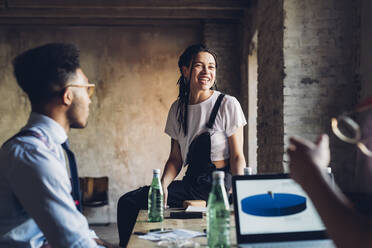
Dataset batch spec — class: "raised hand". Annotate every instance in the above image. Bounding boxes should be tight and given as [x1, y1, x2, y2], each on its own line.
[287, 134, 330, 189]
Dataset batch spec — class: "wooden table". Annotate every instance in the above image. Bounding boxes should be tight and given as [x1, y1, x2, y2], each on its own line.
[127, 209, 237, 247]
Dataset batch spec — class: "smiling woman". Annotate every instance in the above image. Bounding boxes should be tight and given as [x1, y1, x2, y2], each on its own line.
[117, 44, 247, 247]
[186, 52, 216, 98]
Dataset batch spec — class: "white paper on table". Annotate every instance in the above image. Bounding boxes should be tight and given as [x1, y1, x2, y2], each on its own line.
[138, 228, 205, 241]
[185, 206, 207, 213]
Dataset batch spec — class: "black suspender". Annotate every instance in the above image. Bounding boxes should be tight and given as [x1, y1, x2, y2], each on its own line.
[206, 93, 225, 129]
[3, 130, 49, 148]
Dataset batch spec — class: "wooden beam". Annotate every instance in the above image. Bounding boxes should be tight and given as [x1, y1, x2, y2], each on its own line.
[7, 0, 251, 9]
[0, 8, 244, 20]
[0, 18, 209, 26]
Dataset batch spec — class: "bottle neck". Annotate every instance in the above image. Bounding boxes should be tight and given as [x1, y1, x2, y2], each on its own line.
[213, 178, 224, 186]
[151, 174, 162, 189]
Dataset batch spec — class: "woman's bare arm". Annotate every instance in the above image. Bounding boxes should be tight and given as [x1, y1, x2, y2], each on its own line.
[161, 138, 183, 206]
[228, 126, 246, 175]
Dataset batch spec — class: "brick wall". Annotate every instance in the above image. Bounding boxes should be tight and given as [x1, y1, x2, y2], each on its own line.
[203, 20, 242, 100]
[283, 0, 361, 190]
[361, 0, 372, 101]
[256, 0, 285, 173]
[255, 0, 361, 184]
[356, 0, 372, 192]
[203, 20, 249, 165]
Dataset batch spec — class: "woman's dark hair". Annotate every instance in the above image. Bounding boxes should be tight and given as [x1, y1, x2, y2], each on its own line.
[13, 43, 80, 104]
[176, 44, 218, 136]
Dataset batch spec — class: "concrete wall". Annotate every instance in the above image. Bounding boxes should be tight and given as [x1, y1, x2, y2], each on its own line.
[0, 24, 201, 221]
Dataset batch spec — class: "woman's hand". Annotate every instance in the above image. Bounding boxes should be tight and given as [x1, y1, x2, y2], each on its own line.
[161, 138, 183, 208]
[94, 238, 119, 248]
[162, 182, 169, 208]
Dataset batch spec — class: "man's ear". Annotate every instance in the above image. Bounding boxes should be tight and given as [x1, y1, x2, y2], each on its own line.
[62, 87, 73, 106]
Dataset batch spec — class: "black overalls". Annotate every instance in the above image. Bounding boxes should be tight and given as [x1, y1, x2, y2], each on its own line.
[181, 93, 231, 200]
[117, 93, 232, 247]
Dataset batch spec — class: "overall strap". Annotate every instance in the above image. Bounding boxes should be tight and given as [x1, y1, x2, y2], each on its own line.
[206, 93, 225, 129]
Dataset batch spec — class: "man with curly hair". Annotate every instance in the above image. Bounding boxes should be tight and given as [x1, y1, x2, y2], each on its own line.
[0, 43, 113, 247]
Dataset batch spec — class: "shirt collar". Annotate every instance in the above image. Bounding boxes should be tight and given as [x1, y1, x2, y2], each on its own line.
[24, 112, 68, 145]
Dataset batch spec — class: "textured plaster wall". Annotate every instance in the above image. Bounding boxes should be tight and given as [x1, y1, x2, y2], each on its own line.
[0, 25, 200, 221]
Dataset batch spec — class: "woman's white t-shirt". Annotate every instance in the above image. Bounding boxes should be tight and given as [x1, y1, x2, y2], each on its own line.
[164, 91, 247, 165]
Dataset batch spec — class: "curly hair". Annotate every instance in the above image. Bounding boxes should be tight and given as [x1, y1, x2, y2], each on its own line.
[176, 44, 218, 136]
[13, 43, 80, 104]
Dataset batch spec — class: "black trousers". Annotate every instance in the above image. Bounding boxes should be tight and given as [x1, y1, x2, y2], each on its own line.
[117, 178, 216, 247]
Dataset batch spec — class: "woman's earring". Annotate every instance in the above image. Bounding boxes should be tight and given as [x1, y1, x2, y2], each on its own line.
[182, 76, 187, 85]
[182, 76, 189, 96]
[213, 79, 218, 91]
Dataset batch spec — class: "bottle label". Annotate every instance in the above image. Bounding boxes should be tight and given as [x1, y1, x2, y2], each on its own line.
[148, 181, 164, 222]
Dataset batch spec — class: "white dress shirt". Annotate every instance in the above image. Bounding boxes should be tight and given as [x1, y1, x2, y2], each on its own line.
[0, 112, 98, 248]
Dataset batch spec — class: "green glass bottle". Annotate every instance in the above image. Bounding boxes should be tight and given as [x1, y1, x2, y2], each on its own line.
[148, 169, 164, 222]
[207, 171, 231, 248]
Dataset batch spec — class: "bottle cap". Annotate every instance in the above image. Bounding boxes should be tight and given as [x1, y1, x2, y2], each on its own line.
[153, 169, 161, 174]
[212, 171, 225, 179]
[244, 167, 253, 175]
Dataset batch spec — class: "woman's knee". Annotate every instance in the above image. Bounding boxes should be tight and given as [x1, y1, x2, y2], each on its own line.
[117, 193, 130, 209]
[117, 186, 150, 209]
